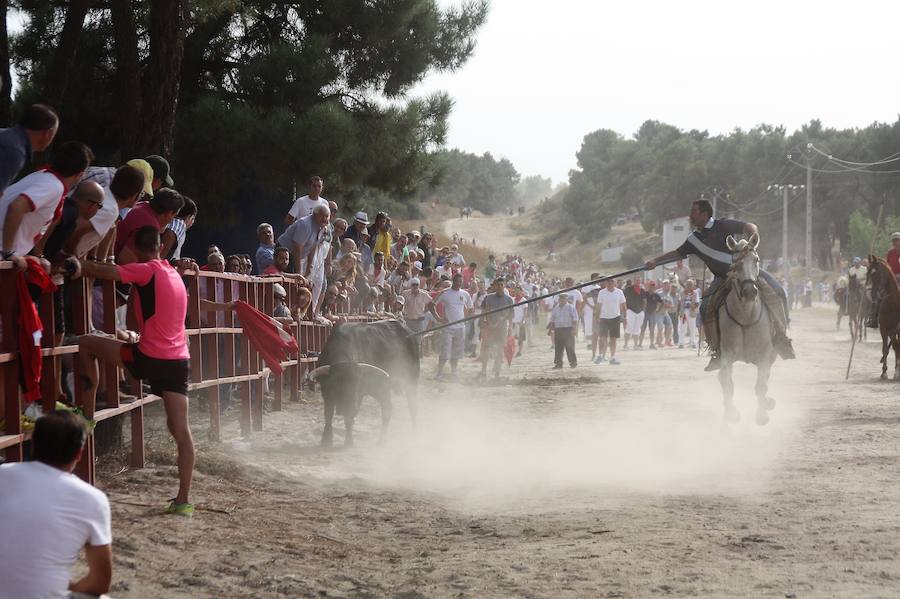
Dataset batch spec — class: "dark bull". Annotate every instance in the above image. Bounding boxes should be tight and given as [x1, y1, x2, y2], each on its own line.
[308, 320, 420, 446]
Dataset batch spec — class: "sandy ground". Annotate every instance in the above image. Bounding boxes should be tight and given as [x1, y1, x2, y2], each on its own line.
[90, 301, 900, 598]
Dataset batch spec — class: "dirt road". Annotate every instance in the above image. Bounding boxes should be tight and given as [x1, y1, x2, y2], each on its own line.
[96, 300, 900, 598]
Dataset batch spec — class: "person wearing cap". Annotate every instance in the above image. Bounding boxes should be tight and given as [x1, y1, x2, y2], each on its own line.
[285, 176, 328, 226]
[358, 228, 373, 270]
[0, 104, 59, 192]
[887, 232, 900, 277]
[272, 283, 291, 320]
[412, 260, 423, 277]
[848, 256, 866, 281]
[342, 211, 369, 248]
[144, 155, 174, 192]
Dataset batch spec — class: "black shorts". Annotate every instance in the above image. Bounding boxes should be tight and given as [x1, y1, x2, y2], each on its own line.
[120, 343, 189, 396]
[597, 316, 621, 339]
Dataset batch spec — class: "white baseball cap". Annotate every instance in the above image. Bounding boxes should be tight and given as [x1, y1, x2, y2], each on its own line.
[273, 283, 287, 298]
[413, 261, 423, 270]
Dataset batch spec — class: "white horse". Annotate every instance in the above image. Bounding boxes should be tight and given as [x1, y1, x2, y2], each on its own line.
[717, 233, 777, 425]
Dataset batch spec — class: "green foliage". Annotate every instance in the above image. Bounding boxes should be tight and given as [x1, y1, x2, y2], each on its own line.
[517, 175, 554, 205]
[562, 119, 900, 263]
[847, 211, 900, 259]
[620, 238, 659, 269]
[418, 149, 520, 214]
[10, 0, 489, 232]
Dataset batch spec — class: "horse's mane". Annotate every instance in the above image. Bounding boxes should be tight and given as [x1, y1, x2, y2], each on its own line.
[871, 257, 900, 295]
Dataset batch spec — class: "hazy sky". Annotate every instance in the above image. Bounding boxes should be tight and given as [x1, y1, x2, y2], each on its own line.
[414, 0, 900, 183]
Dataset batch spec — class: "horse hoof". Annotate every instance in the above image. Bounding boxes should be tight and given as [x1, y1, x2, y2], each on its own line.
[766, 397, 776, 410]
[724, 407, 740, 423]
[756, 410, 770, 426]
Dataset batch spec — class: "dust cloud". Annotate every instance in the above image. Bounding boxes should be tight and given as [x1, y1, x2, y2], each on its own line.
[258, 365, 804, 513]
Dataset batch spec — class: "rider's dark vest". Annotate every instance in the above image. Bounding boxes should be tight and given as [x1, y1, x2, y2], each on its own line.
[676, 218, 747, 279]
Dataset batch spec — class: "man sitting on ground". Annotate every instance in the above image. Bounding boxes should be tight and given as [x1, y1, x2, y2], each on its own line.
[76, 227, 235, 517]
[0, 411, 112, 599]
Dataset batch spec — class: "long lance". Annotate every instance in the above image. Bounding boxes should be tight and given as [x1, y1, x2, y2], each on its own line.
[845, 203, 884, 380]
[410, 261, 679, 337]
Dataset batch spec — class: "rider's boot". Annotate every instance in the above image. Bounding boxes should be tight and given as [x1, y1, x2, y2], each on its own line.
[702, 308, 721, 371]
[866, 298, 881, 329]
[759, 280, 795, 360]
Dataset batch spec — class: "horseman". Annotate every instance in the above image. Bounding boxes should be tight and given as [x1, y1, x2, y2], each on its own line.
[644, 199, 795, 371]
[848, 256, 866, 285]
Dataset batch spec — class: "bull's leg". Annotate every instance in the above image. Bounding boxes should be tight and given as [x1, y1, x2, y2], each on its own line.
[321, 399, 335, 447]
[754, 361, 775, 426]
[719, 362, 739, 423]
[894, 335, 900, 381]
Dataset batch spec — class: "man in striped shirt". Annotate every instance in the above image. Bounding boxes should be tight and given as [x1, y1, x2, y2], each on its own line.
[645, 199, 794, 371]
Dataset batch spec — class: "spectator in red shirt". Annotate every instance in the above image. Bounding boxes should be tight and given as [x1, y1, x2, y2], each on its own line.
[887, 232, 900, 277]
[114, 188, 183, 265]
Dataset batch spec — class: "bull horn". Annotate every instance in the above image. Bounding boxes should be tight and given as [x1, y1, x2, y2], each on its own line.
[356, 363, 390, 378]
[308, 365, 332, 381]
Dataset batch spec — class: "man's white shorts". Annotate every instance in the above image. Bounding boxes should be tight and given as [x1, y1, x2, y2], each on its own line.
[625, 309, 644, 336]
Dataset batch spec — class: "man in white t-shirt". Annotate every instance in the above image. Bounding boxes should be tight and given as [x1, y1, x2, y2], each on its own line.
[285, 175, 327, 225]
[448, 244, 466, 267]
[430, 272, 473, 379]
[594, 278, 627, 365]
[0, 411, 113, 599]
[0, 141, 93, 268]
[90, 163, 148, 260]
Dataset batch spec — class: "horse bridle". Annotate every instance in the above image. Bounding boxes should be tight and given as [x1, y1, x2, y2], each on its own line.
[732, 249, 760, 301]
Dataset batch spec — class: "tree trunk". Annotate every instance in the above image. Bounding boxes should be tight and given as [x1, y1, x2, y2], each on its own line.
[110, 0, 142, 159]
[0, 0, 11, 127]
[42, 0, 92, 108]
[140, 0, 185, 157]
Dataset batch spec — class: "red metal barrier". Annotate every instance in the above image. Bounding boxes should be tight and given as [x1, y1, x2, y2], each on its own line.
[0, 263, 336, 485]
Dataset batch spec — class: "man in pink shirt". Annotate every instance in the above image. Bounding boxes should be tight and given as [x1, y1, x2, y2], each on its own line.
[76, 226, 234, 517]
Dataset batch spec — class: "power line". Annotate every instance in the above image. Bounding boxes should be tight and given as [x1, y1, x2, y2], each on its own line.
[808, 143, 900, 167]
[787, 156, 900, 174]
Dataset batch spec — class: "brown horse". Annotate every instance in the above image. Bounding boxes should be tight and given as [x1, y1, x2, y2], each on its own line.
[865, 256, 900, 380]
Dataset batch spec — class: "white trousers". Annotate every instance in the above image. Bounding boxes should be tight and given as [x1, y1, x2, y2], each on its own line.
[625, 309, 644, 336]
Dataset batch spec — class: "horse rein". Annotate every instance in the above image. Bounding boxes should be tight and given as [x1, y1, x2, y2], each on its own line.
[725, 248, 765, 329]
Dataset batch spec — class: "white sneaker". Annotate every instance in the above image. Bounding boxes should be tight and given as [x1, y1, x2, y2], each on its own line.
[24, 402, 44, 420]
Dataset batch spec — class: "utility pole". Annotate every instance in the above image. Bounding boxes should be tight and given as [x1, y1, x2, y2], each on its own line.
[783, 185, 789, 285]
[769, 183, 804, 290]
[805, 145, 813, 279]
